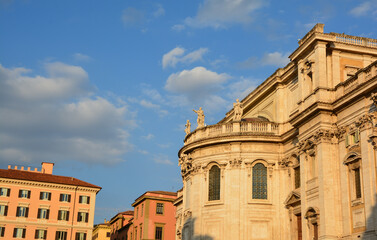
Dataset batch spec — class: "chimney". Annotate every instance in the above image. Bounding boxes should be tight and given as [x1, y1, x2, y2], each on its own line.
[41, 162, 54, 174]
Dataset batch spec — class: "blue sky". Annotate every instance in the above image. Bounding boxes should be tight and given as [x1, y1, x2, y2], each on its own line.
[1, 0, 377, 223]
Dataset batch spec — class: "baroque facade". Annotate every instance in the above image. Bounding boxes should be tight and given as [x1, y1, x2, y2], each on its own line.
[175, 24, 377, 240]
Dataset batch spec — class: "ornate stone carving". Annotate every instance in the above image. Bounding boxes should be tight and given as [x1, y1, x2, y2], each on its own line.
[371, 92, 377, 106]
[334, 126, 346, 140]
[233, 99, 243, 121]
[355, 114, 374, 130]
[229, 158, 242, 168]
[179, 154, 192, 177]
[183, 210, 192, 220]
[185, 120, 191, 136]
[369, 133, 377, 150]
[313, 129, 335, 143]
[193, 107, 205, 129]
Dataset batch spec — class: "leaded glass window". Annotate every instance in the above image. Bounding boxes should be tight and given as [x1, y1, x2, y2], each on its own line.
[252, 163, 267, 199]
[355, 168, 362, 199]
[294, 166, 300, 189]
[208, 165, 220, 201]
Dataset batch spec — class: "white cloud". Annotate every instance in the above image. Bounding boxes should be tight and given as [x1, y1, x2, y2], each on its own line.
[165, 67, 229, 96]
[142, 134, 154, 140]
[73, 53, 92, 62]
[153, 155, 173, 165]
[184, 0, 264, 29]
[239, 52, 290, 68]
[122, 7, 144, 27]
[162, 47, 208, 69]
[0, 63, 134, 165]
[139, 99, 168, 116]
[227, 78, 257, 100]
[153, 4, 165, 17]
[261, 52, 290, 67]
[349, 1, 375, 17]
[172, 24, 185, 32]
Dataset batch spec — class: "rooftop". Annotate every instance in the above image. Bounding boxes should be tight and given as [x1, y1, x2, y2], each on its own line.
[0, 168, 101, 189]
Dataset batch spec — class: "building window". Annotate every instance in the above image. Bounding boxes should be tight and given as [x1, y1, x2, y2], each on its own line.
[13, 228, 26, 238]
[0, 188, 10, 197]
[40, 192, 51, 201]
[140, 226, 142, 240]
[77, 212, 89, 223]
[252, 163, 267, 199]
[0, 226, 5, 237]
[58, 210, 69, 221]
[141, 204, 144, 217]
[135, 227, 137, 240]
[79, 196, 90, 204]
[18, 190, 30, 199]
[37, 208, 50, 219]
[106, 232, 110, 237]
[75, 232, 87, 240]
[35, 229, 47, 239]
[59, 194, 71, 202]
[0, 205, 8, 216]
[156, 203, 164, 215]
[208, 165, 221, 201]
[55, 231, 67, 240]
[354, 167, 362, 199]
[16, 206, 29, 217]
[136, 207, 138, 219]
[155, 226, 163, 240]
[294, 166, 300, 189]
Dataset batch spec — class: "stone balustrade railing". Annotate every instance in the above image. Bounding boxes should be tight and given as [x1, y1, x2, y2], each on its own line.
[184, 121, 280, 145]
[331, 33, 377, 48]
[336, 60, 377, 96]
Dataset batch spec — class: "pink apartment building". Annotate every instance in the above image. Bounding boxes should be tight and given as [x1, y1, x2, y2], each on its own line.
[0, 162, 101, 240]
[131, 191, 177, 240]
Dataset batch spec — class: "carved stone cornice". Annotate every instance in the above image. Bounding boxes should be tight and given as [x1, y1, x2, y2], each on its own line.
[355, 113, 374, 131]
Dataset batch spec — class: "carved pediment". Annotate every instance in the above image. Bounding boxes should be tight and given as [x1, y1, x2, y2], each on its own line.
[284, 191, 301, 207]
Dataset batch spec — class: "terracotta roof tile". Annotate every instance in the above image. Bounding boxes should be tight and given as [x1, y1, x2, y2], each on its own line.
[0, 169, 101, 189]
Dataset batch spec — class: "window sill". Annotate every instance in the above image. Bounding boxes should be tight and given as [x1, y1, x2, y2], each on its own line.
[204, 200, 224, 207]
[351, 198, 363, 207]
[248, 199, 271, 205]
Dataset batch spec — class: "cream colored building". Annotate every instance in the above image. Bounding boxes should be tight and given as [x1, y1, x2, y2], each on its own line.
[92, 220, 110, 240]
[176, 24, 377, 240]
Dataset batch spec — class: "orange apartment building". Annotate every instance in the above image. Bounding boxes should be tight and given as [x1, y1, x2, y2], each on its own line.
[0, 162, 101, 240]
[109, 211, 133, 240]
[109, 191, 177, 240]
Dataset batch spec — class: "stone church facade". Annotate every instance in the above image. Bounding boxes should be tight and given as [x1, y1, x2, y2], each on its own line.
[174, 24, 377, 240]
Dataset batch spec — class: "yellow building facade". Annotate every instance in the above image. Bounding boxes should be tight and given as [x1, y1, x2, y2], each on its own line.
[176, 24, 377, 240]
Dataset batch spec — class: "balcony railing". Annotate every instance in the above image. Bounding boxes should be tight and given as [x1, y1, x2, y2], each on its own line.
[184, 121, 279, 145]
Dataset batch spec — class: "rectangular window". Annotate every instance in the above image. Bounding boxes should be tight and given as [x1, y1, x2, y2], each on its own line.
[13, 228, 26, 238]
[59, 194, 71, 202]
[58, 210, 69, 221]
[156, 203, 164, 215]
[0, 226, 5, 237]
[294, 166, 300, 189]
[39, 192, 51, 201]
[140, 226, 142, 240]
[37, 208, 50, 219]
[135, 228, 137, 240]
[155, 226, 163, 240]
[106, 232, 110, 237]
[0, 188, 10, 197]
[79, 196, 90, 204]
[55, 231, 67, 240]
[141, 204, 144, 217]
[0, 205, 8, 216]
[136, 207, 138, 219]
[77, 212, 88, 223]
[18, 190, 30, 199]
[355, 168, 362, 199]
[75, 232, 87, 240]
[35, 229, 47, 239]
[16, 206, 29, 217]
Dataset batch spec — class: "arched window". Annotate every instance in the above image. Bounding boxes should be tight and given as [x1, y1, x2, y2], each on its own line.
[208, 165, 220, 201]
[252, 163, 267, 199]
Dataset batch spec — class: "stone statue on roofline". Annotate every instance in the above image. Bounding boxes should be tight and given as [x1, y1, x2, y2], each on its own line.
[233, 99, 243, 121]
[193, 107, 205, 129]
[185, 120, 191, 136]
